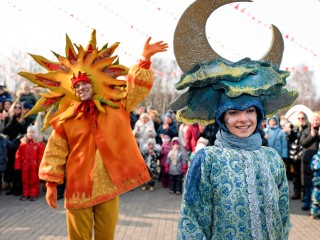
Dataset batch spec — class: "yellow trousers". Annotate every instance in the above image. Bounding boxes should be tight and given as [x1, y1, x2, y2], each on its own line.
[66, 196, 119, 240]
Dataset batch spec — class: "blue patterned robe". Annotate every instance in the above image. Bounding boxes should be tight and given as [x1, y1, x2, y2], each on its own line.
[177, 146, 291, 239]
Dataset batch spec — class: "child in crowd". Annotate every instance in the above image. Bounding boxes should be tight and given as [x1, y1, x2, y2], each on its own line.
[310, 149, 320, 219]
[141, 138, 160, 191]
[0, 134, 11, 191]
[14, 125, 45, 201]
[165, 137, 188, 195]
[159, 134, 172, 188]
[189, 137, 209, 161]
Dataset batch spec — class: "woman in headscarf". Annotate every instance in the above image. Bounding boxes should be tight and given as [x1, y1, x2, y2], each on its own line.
[171, 1, 298, 239]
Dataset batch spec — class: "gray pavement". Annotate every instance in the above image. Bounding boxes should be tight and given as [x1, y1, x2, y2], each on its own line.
[0, 180, 320, 240]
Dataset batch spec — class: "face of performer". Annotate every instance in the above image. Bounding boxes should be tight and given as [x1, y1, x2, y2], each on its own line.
[74, 81, 93, 101]
[223, 106, 257, 138]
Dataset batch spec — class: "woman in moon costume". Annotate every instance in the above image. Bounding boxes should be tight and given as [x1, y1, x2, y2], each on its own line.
[171, 0, 297, 239]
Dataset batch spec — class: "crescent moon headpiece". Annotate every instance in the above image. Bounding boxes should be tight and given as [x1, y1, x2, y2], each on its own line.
[170, 0, 298, 126]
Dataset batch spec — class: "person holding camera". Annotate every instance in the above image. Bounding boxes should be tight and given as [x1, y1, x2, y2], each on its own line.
[300, 111, 320, 211]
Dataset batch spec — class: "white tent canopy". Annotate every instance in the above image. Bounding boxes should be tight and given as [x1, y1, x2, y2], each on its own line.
[284, 104, 314, 126]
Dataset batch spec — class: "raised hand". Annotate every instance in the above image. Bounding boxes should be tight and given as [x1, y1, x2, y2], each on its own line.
[142, 37, 168, 60]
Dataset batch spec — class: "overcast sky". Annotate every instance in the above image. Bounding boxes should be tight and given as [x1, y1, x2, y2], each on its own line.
[1, 0, 320, 90]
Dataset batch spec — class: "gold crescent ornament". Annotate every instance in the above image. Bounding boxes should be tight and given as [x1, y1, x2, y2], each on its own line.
[174, 0, 284, 72]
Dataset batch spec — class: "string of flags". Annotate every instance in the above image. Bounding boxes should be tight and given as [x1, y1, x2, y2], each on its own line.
[0, 0, 319, 84]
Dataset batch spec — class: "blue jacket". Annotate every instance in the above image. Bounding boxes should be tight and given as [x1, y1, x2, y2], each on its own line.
[264, 116, 288, 158]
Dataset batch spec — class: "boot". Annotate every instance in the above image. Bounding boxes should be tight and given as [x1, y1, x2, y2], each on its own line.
[291, 192, 300, 200]
[1, 181, 11, 191]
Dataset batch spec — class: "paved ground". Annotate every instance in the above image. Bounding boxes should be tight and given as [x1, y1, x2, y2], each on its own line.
[0, 180, 320, 240]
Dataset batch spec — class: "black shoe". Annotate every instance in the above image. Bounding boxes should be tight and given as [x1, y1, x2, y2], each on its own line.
[20, 196, 28, 201]
[29, 196, 37, 201]
[291, 193, 300, 200]
[6, 189, 15, 195]
[301, 205, 310, 211]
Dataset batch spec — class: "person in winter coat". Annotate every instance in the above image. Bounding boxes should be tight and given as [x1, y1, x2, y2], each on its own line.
[15, 125, 45, 201]
[2, 101, 29, 196]
[290, 111, 309, 200]
[159, 134, 172, 188]
[185, 122, 206, 155]
[165, 137, 188, 195]
[0, 134, 11, 191]
[264, 116, 288, 160]
[133, 112, 157, 152]
[299, 111, 320, 211]
[141, 138, 160, 191]
[16, 82, 37, 107]
[157, 113, 178, 144]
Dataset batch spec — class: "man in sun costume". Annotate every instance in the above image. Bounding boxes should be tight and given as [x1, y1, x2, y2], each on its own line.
[18, 29, 168, 239]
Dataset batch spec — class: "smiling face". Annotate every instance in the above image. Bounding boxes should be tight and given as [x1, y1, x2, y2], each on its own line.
[74, 81, 93, 101]
[13, 103, 23, 116]
[223, 107, 257, 138]
[3, 101, 12, 111]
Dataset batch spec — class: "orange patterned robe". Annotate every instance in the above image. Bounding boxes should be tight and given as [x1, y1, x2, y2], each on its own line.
[39, 60, 153, 209]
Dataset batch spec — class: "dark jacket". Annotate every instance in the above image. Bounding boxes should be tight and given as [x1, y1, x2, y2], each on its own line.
[0, 135, 10, 172]
[300, 125, 320, 187]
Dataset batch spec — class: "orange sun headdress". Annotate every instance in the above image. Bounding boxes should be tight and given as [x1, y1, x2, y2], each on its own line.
[18, 29, 129, 129]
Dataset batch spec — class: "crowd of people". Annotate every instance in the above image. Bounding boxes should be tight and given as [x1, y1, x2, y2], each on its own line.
[0, 81, 314, 212]
[261, 111, 320, 219]
[131, 104, 221, 195]
[1, 80, 320, 221]
[0, 83, 47, 201]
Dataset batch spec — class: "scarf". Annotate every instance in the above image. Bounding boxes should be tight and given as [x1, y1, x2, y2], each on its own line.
[214, 129, 262, 151]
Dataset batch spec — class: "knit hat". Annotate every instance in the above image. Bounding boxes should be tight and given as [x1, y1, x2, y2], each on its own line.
[161, 134, 171, 143]
[23, 101, 33, 110]
[171, 137, 180, 145]
[147, 138, 156, 145]
[165, 113, 172, 120]
[2, 98, 12, 105]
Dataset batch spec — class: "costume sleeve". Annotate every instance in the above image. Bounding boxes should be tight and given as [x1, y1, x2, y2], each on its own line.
[37, 142, 45, 166]
[123, 60, 154, 112]
[276, 153, 292, 239]
[311, 151, 320, 171]
[177, 149, 213, 239]
[38, 130, 69, 184]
